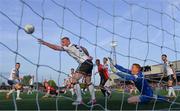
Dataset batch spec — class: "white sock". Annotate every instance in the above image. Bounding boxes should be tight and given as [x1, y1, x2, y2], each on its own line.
[172, 89, 176, 97]
[7, 89, 15, 95]
[70, 88, 74, 96]
[74, 84, 82, 101]
[168, 87, 172, 97]
[105, 86, 111, 94]
[88, 84, 95, 100]
[17, 90, 20, 98]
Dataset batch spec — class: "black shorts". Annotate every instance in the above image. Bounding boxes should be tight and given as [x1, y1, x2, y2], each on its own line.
[7, 80, 15, 86]
[100, 75, 108, 86]
[167, 75, 174, 80]
[100, 78, 107, 86]
[76, 60, 93, 76]
[30, 85, 34, 88]
[50, 90, 57, 95]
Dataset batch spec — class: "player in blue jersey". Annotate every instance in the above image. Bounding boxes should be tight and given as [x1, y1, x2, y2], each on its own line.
[108, 58, 170, 104]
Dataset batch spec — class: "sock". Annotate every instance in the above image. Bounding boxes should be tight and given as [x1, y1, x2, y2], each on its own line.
[70, 88, 74, 96]
[7, 89, 15, 95]
[172, 89, 176, 97]
[44, 93, 50, 97]
[17, 90, 20, 98]
[101, 89, 106, 96]
[105, 86, 111, 94]
[88, 84, 95, 100]
[168, 87, 172, 97]
[74, 84, 82, 101]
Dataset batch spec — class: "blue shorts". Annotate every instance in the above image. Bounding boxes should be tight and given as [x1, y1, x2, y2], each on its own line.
[139, 95, 153, 104]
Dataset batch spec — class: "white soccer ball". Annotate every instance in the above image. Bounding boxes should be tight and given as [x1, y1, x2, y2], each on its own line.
[24, 24, 35, 34]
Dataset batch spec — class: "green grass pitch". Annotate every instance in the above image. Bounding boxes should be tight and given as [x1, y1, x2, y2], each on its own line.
[0, 90, 180, 110]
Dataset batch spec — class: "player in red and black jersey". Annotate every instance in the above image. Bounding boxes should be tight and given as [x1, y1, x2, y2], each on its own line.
[43, 82, 57, 98]
[96, 59, 110, 97]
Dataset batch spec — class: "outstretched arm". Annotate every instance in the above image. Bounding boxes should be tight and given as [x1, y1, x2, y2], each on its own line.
[114, 64, 131, 74]
[116, 72, 135, 81]
[108, 57, 131, 74]
[38, 39, 64, 51]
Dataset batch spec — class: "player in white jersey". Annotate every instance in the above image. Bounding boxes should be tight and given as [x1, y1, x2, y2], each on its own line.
[102, 57, 112, 97]
[27, 75, 34, 95]
[38, 37, 96, 105]
[161, 54, 176, 80]
[161, 54, 177, 98]
[103, 57, 109, 70]
[6, 63, 23, 100]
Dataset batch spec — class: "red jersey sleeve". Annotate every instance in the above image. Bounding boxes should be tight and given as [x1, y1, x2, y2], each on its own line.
[98, 64, 103, 73]
[103, 67, 109, 80]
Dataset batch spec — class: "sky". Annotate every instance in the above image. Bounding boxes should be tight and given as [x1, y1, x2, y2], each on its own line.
[0, 0, 180, 86]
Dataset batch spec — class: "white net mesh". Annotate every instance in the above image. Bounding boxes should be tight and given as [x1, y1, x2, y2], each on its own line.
[0, 0, 180, 110]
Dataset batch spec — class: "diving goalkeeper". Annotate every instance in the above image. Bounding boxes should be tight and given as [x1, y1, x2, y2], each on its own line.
[108, 58, 171, 104]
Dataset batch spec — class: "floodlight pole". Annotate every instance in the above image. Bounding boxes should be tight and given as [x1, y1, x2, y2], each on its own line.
[111, 40, 118, 64]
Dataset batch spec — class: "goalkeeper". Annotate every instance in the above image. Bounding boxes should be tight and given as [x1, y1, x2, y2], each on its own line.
[108, 58, 171, 104]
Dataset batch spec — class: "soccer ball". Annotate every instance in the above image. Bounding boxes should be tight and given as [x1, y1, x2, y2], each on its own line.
[24, 24, 35, 34]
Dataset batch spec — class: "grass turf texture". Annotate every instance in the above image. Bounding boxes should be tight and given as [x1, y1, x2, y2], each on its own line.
[0, 90, 180, 110]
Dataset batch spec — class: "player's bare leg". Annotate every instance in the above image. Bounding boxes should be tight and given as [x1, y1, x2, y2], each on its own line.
[6, 83, 22, 100]
[6, 89, 15, 99]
